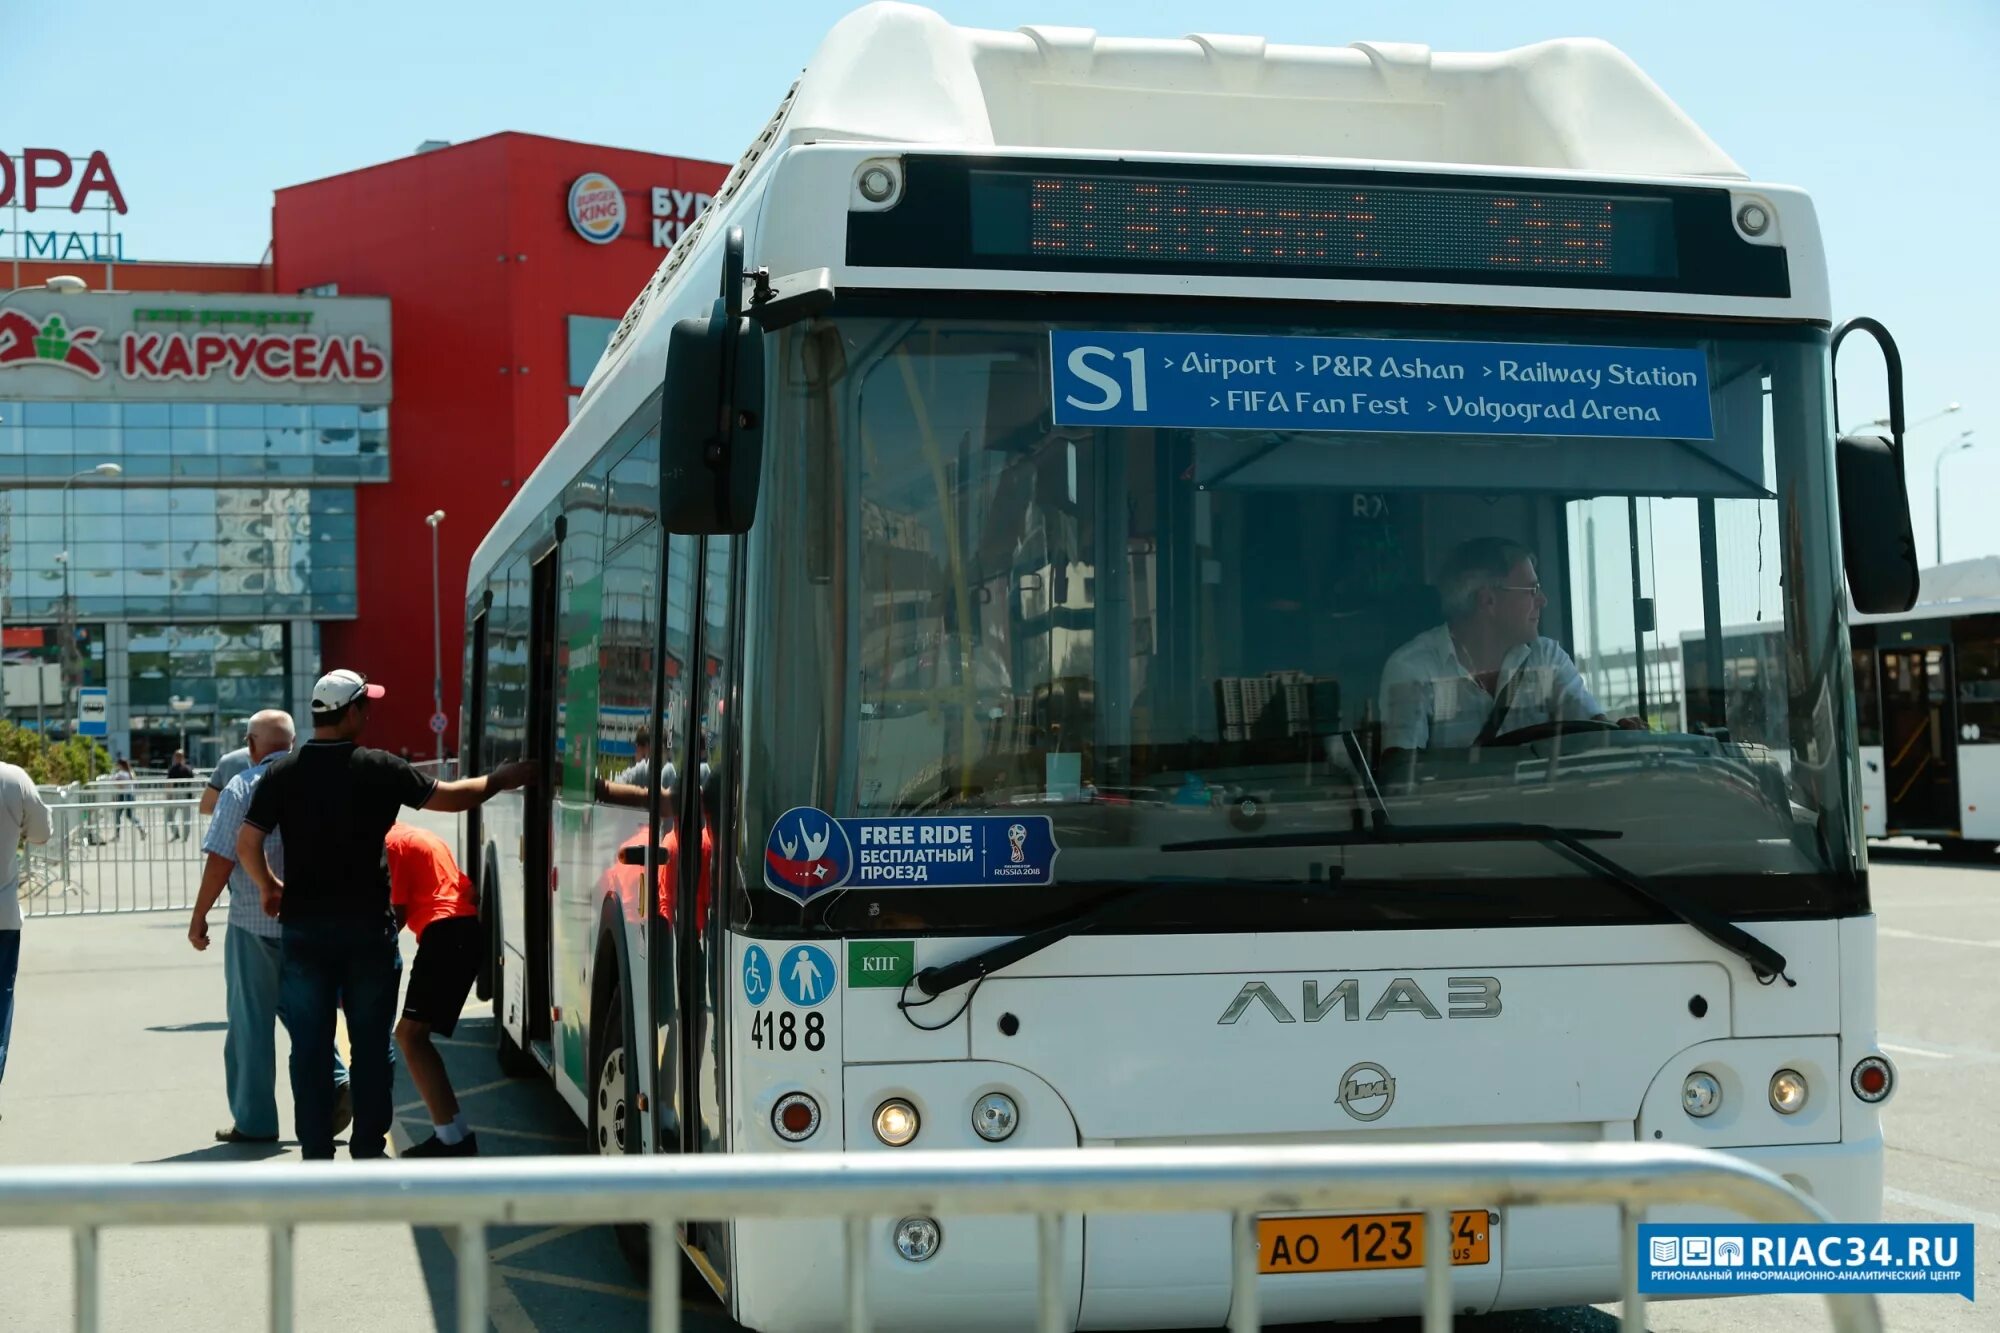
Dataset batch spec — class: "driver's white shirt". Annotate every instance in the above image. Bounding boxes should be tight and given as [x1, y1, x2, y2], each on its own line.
[1378, 624, 1603, 751]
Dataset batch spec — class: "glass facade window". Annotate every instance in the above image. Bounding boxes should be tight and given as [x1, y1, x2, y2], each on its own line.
[0, 400, 390, 483]
[568, 316, 620, 391]
[0, 486, 358, 620]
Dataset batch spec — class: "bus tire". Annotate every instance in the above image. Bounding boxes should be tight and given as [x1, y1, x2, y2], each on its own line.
[590, 966, 651, 1276]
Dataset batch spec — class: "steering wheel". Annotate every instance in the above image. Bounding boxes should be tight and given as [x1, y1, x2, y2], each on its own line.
[1485, 718, 1624, 747]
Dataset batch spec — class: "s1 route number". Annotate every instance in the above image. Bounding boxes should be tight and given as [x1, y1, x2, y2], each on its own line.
[1064, 346, 1150, 413]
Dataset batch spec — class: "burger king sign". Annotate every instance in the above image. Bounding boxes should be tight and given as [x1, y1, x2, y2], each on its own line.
[567, 172, 626, 245]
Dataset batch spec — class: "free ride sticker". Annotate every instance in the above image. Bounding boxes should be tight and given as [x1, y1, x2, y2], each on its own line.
[1049, 331, 1715, 440]
[762, 807, 1060, 903]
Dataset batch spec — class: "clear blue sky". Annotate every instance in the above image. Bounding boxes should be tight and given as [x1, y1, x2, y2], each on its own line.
[9, 0, 1996, 560]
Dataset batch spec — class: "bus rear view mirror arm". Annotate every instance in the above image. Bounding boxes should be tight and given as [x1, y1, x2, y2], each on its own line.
[747, 267, 836, 331]
[1830, 317, 1920, 614]
[661, 226, 765, 535]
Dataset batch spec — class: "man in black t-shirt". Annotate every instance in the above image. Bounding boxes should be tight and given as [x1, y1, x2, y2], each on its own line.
[239, 669, 532, 1160]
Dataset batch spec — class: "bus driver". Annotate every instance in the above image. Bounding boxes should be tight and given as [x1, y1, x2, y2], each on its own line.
[1378, 537, 1639, 774]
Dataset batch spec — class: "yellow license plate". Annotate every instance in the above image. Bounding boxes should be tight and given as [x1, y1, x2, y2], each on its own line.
[1258, 1210, 1492, 1275]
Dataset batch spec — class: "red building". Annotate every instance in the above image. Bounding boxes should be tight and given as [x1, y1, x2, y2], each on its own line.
[273, 134, 727, 754]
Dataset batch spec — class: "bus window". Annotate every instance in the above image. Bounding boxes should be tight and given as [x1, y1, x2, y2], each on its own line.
[1853, 645, 1883, 748]
[748, 311, 1859, 930]
[486, 558, 530, 769]
[1955, 614, 2000, 745]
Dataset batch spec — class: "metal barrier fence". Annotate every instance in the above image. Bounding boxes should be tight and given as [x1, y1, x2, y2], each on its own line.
[0, 1142, 1881, 1333]
[20, 767, 459, 917]
[21, 791, 206, 918]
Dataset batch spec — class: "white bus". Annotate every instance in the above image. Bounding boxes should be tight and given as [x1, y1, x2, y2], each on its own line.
[1851, 558, 2000, 853]
[463, 7, 1920, 1328]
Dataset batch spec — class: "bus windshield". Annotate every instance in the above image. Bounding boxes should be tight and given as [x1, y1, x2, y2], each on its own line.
[743, 303, 1862, 934]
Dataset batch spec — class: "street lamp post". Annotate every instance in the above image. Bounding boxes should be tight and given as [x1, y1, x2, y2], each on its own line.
[169, 695, 194, 754]
[0, 274, 89, 310]
[1846, 401, 1961, 437]
[60, 462, 122, 777]
[1934, 431, 1978, 566]
[425, 510, 446, 767]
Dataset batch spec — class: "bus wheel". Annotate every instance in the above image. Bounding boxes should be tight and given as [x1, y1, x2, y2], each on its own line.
[592, 973, 652, 1277]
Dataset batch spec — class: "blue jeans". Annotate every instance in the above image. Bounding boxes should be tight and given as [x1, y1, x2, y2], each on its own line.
[224, 927, 349, 1139]
[0, 928, 18, 1091]
[280, 917, 401, 1160]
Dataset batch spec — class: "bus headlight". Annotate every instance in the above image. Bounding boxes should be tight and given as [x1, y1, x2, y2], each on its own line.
[874, 1098, 921, 1147]
[893, 1216, 942, 1262]
[972, 1092, 1019, 1142]
[1682, 1070, 1722, 1118]
[1768, 1069, 1808, 1115]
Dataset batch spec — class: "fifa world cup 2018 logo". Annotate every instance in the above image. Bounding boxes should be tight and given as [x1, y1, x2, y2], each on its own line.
[1007, 823, 1028, 864]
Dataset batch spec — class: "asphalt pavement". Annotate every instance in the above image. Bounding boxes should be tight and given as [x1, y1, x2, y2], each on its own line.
[0, 836, 1992, 1332]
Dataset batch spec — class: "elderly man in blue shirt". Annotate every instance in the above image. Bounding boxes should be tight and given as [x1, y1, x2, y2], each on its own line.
[189, 709, 351, 1144]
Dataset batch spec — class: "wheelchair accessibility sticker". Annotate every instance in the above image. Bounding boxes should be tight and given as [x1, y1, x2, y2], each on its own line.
[741, 944, 772, 1007]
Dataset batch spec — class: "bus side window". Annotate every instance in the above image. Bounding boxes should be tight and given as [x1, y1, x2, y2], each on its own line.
[1852, 644, 1883, 748]
[487, 558, 530, 768]
[1955, 614, 2000, 745]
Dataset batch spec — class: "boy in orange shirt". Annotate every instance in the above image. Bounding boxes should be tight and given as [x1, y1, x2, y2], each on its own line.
[386, 822, 483, 1156]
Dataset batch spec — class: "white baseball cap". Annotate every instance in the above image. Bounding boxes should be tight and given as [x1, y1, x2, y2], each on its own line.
[311, 668, 386, 714]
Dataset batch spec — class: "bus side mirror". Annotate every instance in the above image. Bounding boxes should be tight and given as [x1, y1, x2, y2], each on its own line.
[661, 227, 764, 535]
[1835, 433, 1920, 613]
[1830, 316, 1921, 615]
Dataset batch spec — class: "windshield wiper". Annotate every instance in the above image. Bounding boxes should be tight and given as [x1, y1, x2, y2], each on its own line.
[911, 871, 1363, 998]
[915, 736, 1792, 997]
[1164, 819, 1791, 985]
[1165, 733, 1793, 985]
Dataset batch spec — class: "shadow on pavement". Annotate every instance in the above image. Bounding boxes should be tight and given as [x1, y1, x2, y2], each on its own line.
[146, 1140, 290, 1165]
[392, 1013, 733, 1331]
[146, 1020, 230, 1033]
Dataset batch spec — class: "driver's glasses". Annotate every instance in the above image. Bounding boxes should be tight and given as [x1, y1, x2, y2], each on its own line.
[1497, 582, 1547, 603]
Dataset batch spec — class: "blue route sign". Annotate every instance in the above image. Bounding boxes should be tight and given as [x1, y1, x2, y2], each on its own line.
[1050, 331, 1714, 440]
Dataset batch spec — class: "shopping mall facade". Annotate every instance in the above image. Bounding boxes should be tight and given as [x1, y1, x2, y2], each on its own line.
[1, 135, 726, 763]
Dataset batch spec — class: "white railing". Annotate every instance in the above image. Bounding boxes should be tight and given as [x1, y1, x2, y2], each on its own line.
[0, 1142, 1882, 1333]
[20, 793, 206, 917]
[21, 769, 463, 916]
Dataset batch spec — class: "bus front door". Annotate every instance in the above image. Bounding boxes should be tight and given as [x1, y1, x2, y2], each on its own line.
[1881, 646, 1959, 834]
[521, 547, 559, 1058]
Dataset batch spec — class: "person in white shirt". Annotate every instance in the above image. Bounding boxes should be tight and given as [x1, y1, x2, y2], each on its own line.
[0, 760, 54, 1102]
[107, 758, 144, 840]
[1378, 537, 1639, 779]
